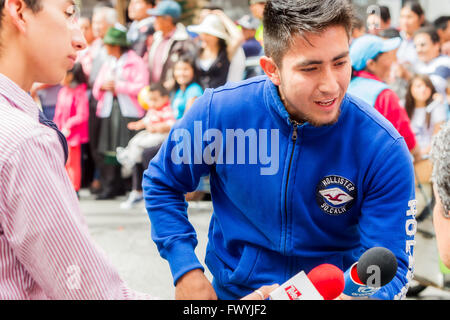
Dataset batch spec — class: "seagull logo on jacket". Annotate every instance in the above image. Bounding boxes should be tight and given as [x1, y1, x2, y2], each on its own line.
[316, 175, 357, 215]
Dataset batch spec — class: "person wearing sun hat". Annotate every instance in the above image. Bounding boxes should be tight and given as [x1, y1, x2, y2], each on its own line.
[187, 11, 246, 88]
[348, 34, 421, 162]
[92, 25, 150, 200]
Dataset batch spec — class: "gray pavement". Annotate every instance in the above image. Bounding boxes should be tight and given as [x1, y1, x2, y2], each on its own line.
[78, 189, 450, 300]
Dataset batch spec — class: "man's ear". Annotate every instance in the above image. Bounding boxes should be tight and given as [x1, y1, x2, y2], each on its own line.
[260, 56, 281, 86]
[4, 0, 28, 33]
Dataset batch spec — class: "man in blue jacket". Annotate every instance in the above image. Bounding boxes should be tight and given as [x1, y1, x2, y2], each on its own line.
[143, 0, 416, 300]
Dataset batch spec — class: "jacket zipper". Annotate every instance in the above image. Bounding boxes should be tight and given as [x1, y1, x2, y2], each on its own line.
[283, 120, 299, 254]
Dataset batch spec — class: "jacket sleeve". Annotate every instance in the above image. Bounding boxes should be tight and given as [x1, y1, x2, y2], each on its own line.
[142, 89, 213, 285]
[358, 137, 416, 300]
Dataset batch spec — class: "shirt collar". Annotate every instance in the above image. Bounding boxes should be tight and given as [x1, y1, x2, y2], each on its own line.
[0, 72, 39, 120]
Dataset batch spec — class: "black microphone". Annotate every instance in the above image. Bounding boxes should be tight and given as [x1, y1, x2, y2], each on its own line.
[343, 247, 398, 297]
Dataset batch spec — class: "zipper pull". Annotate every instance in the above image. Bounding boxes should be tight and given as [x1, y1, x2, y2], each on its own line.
[291, 120, 299, 141]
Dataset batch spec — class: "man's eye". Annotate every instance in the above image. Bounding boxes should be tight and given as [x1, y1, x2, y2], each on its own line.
[301, 68, 317, 72]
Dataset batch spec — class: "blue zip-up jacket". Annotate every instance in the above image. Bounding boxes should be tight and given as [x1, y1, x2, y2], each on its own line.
[143, 76, 416, 300]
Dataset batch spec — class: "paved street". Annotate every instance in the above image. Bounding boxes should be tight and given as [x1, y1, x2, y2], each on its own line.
[78, 189, 450, 300]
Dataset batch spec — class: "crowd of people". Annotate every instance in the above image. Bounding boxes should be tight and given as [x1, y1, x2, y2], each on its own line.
[34, 0, 449, 212]
[35, 0, 267, 208]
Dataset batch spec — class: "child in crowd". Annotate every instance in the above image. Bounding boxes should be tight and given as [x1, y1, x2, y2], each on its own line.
[171, 55, 203, 119]
[53, 63, 90, 194]
[117, 83, 175, 209]
[405, 74, 448, 155]
[171, 55, 207, 201]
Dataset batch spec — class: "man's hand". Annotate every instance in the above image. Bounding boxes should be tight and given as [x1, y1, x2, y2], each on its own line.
[241, 284, 279, 300]
[175, 269, 218, 300]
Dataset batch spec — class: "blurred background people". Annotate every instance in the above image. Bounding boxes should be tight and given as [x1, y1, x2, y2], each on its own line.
[146, 0, 196, 90]
[127, 0, 156, 57]
[405, 74, 447, 155]
[367, 5, 391, 36]
[248, 0, 266, 46]
[54, 63, 90, 195]
[188, 11, 245, 89]
[348, 34, 421, 163]
[351, 15, 366, 42]
[412, 26, 450, 97]
[171, 54, 203, 119]
[117, 83, 174, 209]
[397, 1, 426, 68]
[434, 16, 450, 46]
[93, 26, 148, 200]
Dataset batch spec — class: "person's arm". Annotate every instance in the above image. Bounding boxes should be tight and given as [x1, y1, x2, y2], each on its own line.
[357, 138, 416, 300]
[211, 10, 244, 61]
[1, 128, 154, 300]
[143, 90, 215, 299]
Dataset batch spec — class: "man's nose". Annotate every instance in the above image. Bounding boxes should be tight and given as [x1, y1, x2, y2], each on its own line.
[318, 66, 340, 94]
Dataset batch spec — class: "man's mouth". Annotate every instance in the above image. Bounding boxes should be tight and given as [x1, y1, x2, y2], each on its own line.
[315, 98, 337, 107]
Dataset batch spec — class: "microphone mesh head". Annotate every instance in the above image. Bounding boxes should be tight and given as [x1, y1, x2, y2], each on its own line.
[307, 264, 345, 300]
[356, 247, 398, 287]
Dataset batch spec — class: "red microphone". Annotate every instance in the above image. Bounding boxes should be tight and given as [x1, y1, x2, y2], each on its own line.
[269, 264, 345, 300]
[307, 264, 345, 300]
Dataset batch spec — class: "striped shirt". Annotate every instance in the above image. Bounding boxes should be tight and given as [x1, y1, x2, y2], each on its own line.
[0, 73, 154, 300]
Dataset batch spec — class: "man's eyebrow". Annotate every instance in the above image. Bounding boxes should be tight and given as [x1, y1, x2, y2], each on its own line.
[295, 51, 350, 67]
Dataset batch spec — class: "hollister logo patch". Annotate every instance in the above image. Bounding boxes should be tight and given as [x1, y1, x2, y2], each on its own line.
[316, 175, 357, 215]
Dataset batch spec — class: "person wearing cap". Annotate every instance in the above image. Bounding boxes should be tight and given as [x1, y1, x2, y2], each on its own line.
[144, 0, 416, 300]
[188, 11, 246, 89]
[146, 0, 196, 90]
[93, 26, 149, 200]
[237, 14, 262, 58]
[348, 34, 422, 163]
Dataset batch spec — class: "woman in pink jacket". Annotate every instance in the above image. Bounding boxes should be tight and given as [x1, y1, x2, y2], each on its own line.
[93, 27, 149, 200]
[54, 63, 89, 194]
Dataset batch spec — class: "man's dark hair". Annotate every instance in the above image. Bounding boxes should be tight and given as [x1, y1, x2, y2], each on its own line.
[263, 0, 354, 66]
[414, 26, 441, 44]
[434, 16, 450, 31]
[0, 0, 42, 28]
